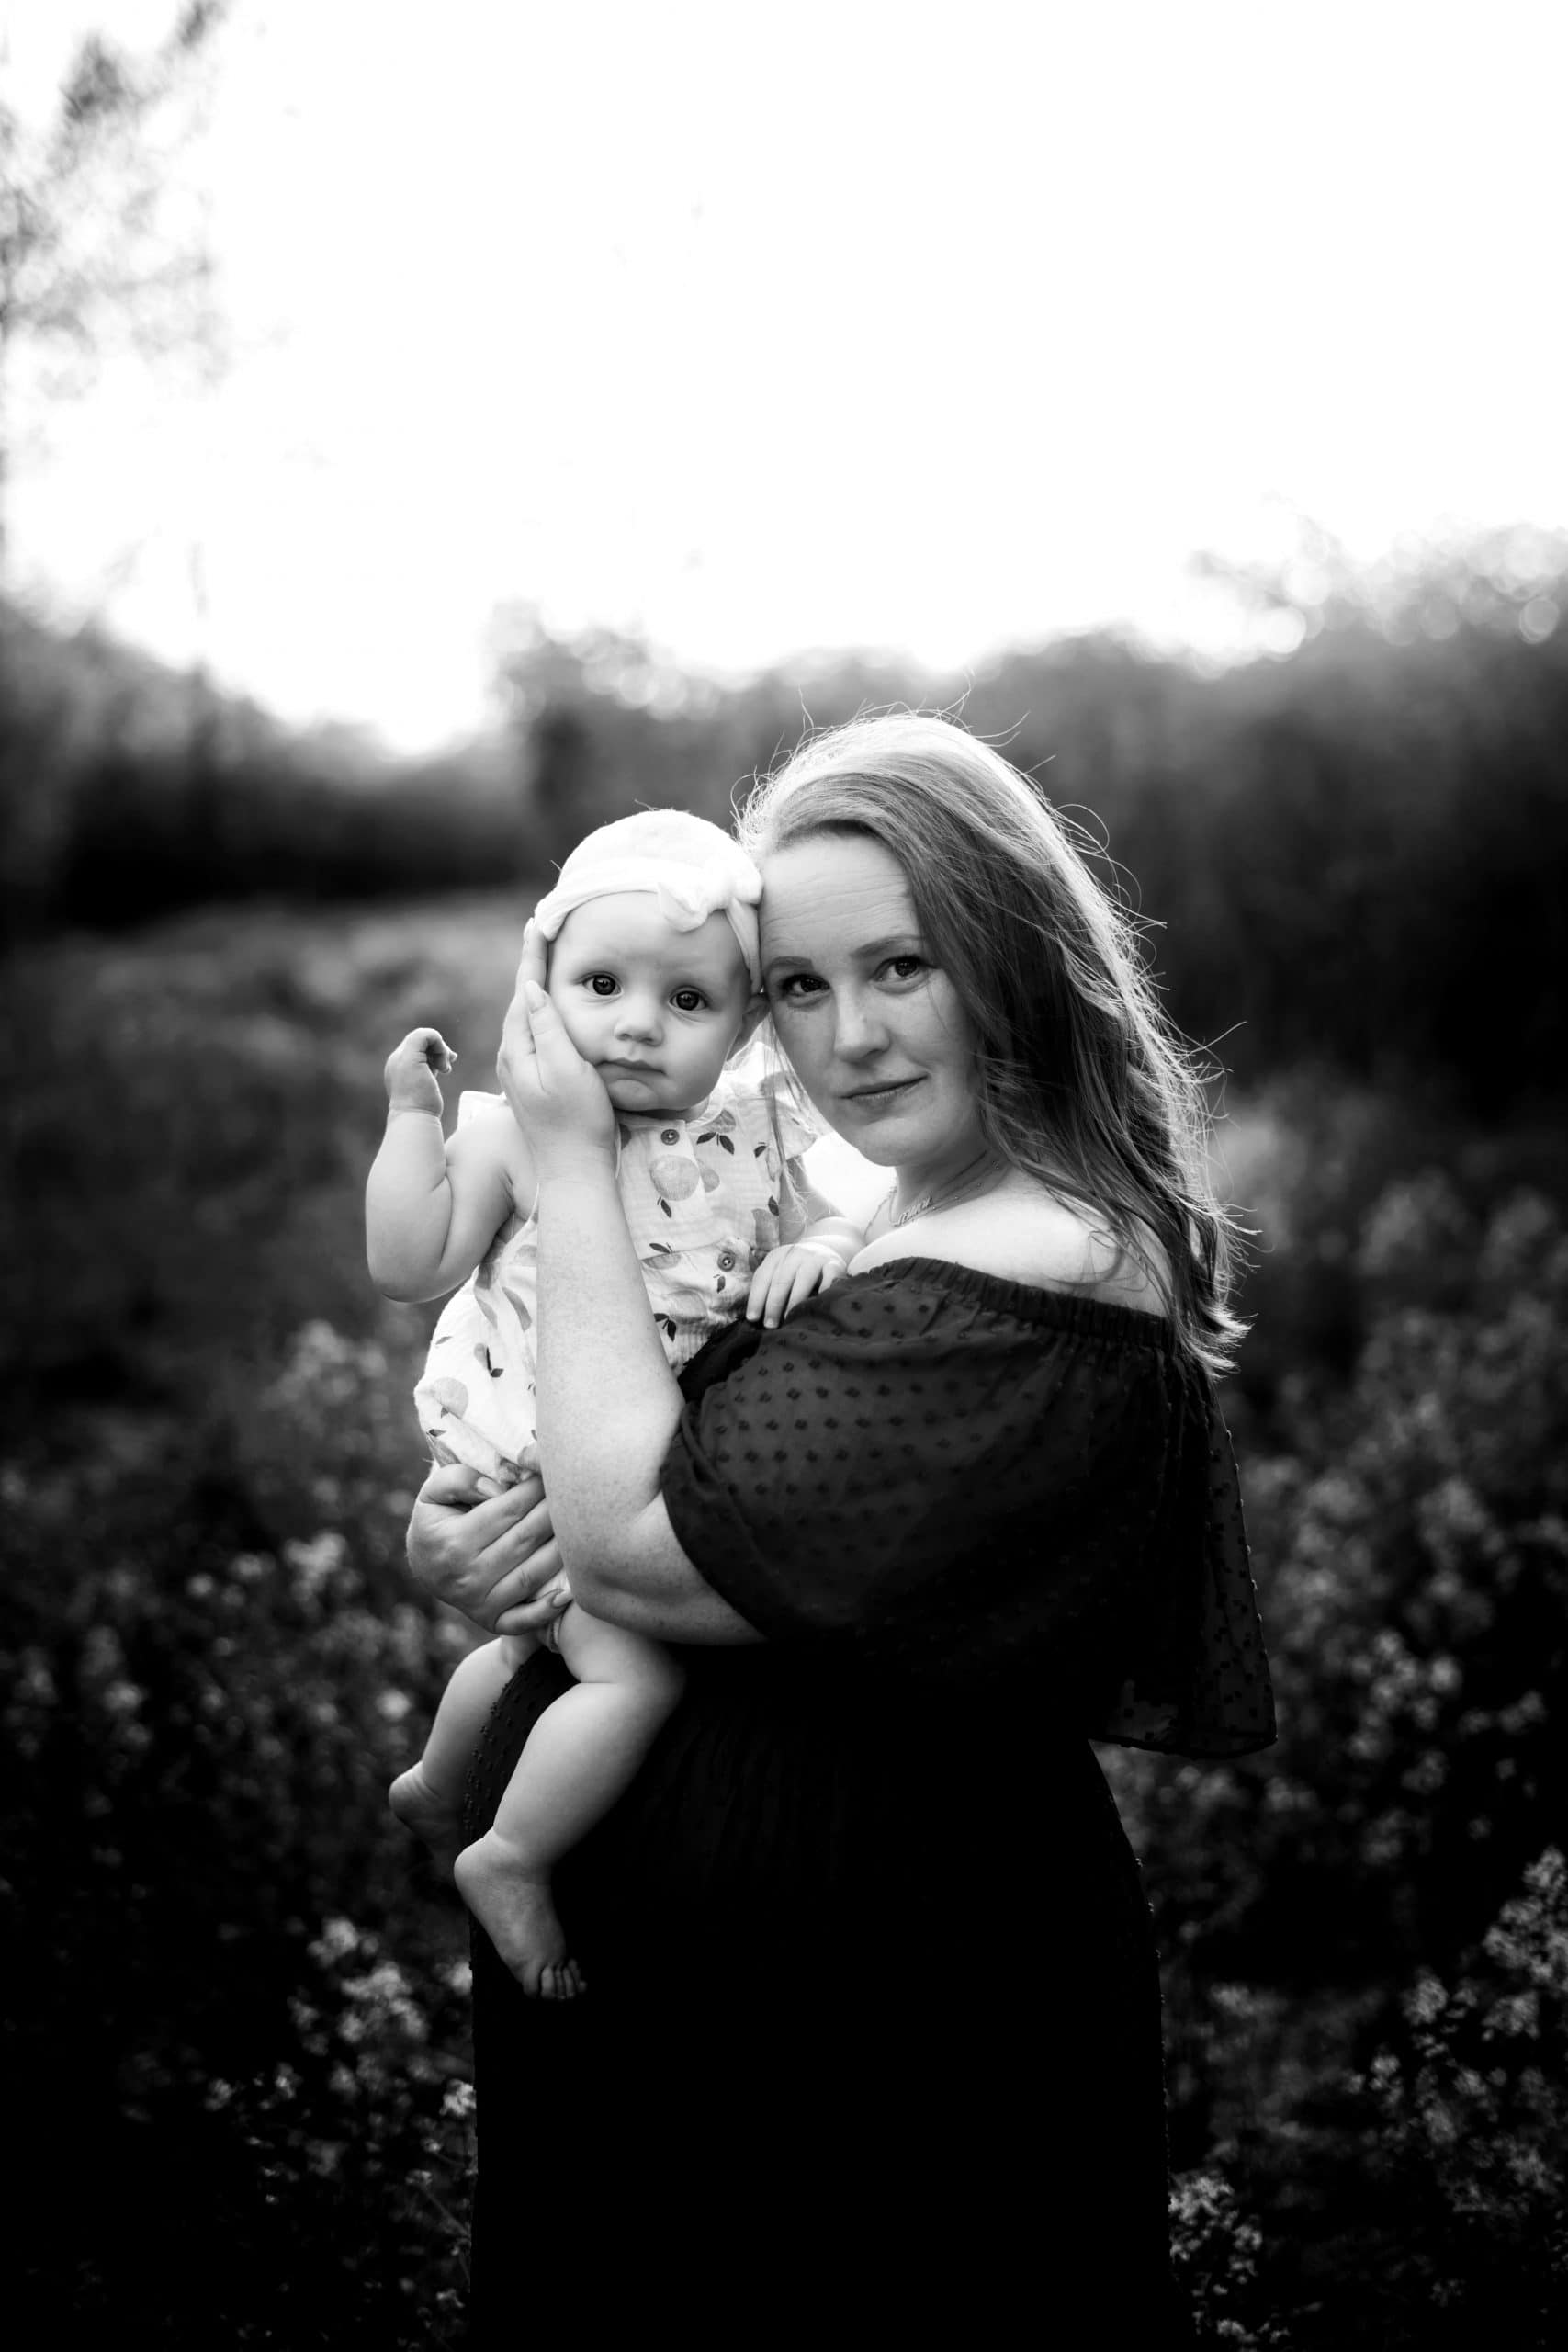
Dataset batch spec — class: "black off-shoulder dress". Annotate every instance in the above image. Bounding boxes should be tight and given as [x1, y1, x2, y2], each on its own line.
[461, 1262, 1273, 2346]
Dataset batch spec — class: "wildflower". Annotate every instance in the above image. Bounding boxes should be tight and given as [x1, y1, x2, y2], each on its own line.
[310, 1916, 362, 1969]
[285, 1530, 351, 1602]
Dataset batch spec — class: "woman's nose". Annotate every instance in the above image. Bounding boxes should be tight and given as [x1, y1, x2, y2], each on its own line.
[832, 989, 889, 1060]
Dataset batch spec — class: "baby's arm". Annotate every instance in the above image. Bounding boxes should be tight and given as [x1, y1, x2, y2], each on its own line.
[746, 1173, 864, 1329]
[366, 1029, 533, 1302]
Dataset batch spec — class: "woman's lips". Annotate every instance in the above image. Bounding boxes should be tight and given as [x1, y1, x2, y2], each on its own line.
[842, 1076, 923, 1111]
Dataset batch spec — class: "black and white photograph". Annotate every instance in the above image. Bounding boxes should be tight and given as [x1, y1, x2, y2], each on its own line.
[4, 3, 1565, 2343]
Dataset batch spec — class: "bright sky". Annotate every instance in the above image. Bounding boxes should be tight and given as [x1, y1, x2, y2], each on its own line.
[6, 0, 1568, 750]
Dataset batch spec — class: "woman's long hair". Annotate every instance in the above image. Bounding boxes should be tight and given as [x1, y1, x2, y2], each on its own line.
[737, 713, 1248, 1378]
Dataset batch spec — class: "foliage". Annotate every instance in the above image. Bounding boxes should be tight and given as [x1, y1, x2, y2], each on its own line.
[1169, 2168, 1292, 2348]
[1102, 1168, 1568, 2344]
[1353, 1847, 1568, 2333]
[3, 1434, 474, 2339]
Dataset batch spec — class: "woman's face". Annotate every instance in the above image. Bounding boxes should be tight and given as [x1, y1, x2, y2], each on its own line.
[760, 832, 986, 1175]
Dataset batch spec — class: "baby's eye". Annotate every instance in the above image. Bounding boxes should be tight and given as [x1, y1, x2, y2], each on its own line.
[584, 973, 618, 998]
[671, 987, 707, 1013]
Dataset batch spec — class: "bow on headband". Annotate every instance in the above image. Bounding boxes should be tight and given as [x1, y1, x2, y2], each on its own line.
[652, 858, 754, 932]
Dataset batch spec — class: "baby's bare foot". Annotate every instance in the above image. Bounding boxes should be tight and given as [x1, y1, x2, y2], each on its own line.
[455, 1831, 586, 1998]
[388, 1764, 464, 1879]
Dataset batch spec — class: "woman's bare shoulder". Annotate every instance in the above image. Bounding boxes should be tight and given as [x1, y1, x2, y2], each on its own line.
[850, 1175, 1170, 1313]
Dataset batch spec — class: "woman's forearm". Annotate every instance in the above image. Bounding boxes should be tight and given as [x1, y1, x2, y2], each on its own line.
[532, 1159, 686, 1572]
[496, 967, 761, 1642]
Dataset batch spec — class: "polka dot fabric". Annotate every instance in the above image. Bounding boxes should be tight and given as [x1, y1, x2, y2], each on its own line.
[663, 1256, 1276, 1758]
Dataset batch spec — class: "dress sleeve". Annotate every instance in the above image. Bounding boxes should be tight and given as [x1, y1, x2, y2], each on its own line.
[661, 1264, 1275, 1758]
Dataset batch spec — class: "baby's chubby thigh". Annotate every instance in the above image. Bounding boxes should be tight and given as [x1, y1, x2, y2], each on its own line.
[553, 1600, 686, 1711]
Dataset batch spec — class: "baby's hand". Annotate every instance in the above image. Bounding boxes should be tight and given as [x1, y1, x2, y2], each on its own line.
[746, 1240, 852, 1329]
[385, 1027, 457, 1115]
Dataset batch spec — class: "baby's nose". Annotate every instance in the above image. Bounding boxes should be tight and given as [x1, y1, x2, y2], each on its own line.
[616, 995, 661, 1037]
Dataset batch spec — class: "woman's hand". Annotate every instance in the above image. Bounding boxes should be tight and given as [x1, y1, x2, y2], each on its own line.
[405, 1453, 572, 1639]
[496, 920, 617, 1174]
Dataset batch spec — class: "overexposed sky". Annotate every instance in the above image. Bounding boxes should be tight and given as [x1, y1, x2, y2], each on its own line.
[6, 0, 1568, 749]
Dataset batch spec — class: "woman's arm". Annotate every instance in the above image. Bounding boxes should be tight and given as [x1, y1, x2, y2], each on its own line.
[494, 934, 764, 1645]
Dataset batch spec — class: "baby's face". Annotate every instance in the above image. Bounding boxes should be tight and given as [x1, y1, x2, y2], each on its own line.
[547, 891, 755, 1114]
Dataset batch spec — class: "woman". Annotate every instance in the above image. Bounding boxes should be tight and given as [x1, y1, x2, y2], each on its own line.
[405, 715, 1275, 2343]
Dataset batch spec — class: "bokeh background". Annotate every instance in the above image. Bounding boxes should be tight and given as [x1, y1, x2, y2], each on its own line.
[4, 4, 1566, 2344]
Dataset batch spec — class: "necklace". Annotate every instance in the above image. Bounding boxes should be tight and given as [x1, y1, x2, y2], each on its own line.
[883, 1149, 998, 1230]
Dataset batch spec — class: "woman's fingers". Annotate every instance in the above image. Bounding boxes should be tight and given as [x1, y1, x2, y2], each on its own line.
[518, 980, 585, 1093]
[415, 1460, 494, 1510]
[406, 1462, 552, 1620]
[498, 989, 617, 1159]
[517, 918, 548, 998]
[492, 1547, 570, 1636]
[498, 986, 539, 1091]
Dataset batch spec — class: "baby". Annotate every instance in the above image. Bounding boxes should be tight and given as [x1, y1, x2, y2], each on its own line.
[366, 809, 862, 1996]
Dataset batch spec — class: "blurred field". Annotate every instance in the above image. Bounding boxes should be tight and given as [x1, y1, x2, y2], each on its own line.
[4, 669, 1567, 2340]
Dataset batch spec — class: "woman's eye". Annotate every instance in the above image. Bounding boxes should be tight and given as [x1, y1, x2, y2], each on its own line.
[881, 955, 927, 983]
[774, 972, 824, 1003]
[586, 974, 618, 997]
[671, 988, 706, 1013]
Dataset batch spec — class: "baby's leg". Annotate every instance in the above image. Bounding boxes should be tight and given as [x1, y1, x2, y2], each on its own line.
[389, 1632, 536, 1877]
[455, 1610, 685, 1999]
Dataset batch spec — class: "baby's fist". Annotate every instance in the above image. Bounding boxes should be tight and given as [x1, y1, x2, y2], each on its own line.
[385, 1027, 457, 1114]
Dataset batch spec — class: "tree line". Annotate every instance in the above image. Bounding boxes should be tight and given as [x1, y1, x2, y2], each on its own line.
[9, 535, 1564, 1111]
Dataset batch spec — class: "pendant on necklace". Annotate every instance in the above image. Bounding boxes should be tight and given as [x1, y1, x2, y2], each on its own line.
[885, 1151, 995, 1229]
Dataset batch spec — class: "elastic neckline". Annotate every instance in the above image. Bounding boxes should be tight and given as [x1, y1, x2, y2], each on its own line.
[847, 1254, 1179, 1351]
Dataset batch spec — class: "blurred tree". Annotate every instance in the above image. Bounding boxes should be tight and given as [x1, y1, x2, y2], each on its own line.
[0, 1, 231, 566]
[0, 4, 233, 933]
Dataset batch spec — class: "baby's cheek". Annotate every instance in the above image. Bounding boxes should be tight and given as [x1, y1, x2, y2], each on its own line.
[549, 991, 597, 1057]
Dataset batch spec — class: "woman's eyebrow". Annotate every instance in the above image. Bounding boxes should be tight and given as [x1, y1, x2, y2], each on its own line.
[764, 933, 919, 978]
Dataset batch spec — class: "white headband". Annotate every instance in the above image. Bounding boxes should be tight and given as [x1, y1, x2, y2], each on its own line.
[534, 821, 762, 989]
